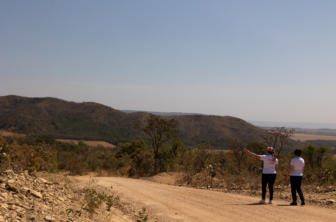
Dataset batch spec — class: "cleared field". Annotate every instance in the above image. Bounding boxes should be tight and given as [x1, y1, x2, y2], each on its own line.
[0, 130, 116, 148]
[56, 139, 116, 148]
[292, 133, 336, 141]
[0, 130, 26, 137]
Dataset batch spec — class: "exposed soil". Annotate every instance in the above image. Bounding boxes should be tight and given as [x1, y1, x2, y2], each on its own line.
[56, 139, 116, 148]
[0, 130, 26, 137]
[77, 175, 336, 222]
[292, 133, 336, 141]
[0, 130, 116, 148]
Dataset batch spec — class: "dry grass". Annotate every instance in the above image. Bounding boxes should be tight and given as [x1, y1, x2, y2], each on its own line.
[0, 129, 26, 137]
[292, 133, 336, 141]
[56, 139, 116, 148]
[0, 130, 115, 148]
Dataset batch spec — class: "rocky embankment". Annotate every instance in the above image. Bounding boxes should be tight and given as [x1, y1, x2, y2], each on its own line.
[0, 170, 91, 222]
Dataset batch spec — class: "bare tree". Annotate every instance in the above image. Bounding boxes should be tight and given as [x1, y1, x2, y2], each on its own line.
[259, 127, 295, 156]
[229, 138, 245, 172]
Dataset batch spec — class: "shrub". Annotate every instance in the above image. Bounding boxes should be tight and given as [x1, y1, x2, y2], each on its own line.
[129, 148, 154, 177]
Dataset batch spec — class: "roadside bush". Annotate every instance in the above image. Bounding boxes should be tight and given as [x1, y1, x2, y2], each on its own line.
[81, 187, 119, 219]
[0, 132, 56, 173]
[129, 147, 154, 177]
[115, 140, 147, 159]
[154, 140, 185, 173]
[302, 144, 330, 171]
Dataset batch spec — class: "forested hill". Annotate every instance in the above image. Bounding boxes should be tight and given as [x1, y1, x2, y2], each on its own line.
[0, 95, 300, 149]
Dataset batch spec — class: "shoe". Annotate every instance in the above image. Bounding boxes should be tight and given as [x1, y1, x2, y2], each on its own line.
[268, 200, 273, 204]
[259, 199, 266, 204]
[301, 201, 305, 206]
[290, 202, 297, 206]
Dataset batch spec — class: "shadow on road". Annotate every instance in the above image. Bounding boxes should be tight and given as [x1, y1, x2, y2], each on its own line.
[246, 203, 264, 205]
[221, 203, 269, 206]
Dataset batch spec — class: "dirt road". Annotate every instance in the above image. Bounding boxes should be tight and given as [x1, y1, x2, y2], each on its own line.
[79, 177, 336, 222]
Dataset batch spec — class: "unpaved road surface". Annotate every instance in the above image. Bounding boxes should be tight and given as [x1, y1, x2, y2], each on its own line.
[79, 177, 336, 222]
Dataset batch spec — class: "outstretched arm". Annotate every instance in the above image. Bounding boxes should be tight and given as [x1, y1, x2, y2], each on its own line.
[244, 149, 261, 160]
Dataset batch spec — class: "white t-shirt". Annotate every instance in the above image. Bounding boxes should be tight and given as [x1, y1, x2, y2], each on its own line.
[260, 155, 278, 174]
[290, 157, 305, 176]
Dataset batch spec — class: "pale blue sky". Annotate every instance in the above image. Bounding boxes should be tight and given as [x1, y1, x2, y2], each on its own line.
[1, 1, 336, 124]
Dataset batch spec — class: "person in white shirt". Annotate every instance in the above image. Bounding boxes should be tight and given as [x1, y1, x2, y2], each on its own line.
[286, 149, 305, 206]
[244, 147, 278, 204]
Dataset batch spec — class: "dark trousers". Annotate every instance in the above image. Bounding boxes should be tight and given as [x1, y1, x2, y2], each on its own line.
[262, 174, 276, 200]
[290, 176, 304, 203]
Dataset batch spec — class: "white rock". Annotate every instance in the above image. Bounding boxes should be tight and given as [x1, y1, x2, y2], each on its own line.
[45, 215, 56, 222]
[30, 190, 42, 198]
[8, 210, 17, 218]
[0, 192, 8, 199]
[327, 199, 335, 204]
[39, 178, 47, 183]
[0, 203, 8, 209]
[4, 169, 14, 174]
[7, 179, 14, 184]
[21, 187, 30, 192]
[7, 184, 20, 193]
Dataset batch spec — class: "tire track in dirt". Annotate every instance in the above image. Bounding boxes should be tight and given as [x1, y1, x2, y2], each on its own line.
[78, 177, 336, 222]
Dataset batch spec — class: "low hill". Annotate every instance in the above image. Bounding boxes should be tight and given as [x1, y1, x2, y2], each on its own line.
[0, 95, 301, 150]
[0, 95, 145, 144]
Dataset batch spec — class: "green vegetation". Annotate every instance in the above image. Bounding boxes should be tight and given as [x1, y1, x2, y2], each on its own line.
[306, 140, 336, 150]
[2, 111, 336, 203]
[301, 144, 336, 185]
[83, 188, 116, 218]
[302, 144, 330, 171]
[136, 207, 149, 222]
[0, 95, 303, 150]
[135, 113, 180, 173]
[65, 186, 118, 219]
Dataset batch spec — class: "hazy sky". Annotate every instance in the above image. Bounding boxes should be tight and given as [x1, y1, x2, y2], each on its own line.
[1, 1, 336, 124]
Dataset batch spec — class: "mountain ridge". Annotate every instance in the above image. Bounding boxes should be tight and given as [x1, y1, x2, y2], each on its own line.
[0, 95, 301, 150]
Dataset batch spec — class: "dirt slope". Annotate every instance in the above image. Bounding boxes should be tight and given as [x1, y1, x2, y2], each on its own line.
[77, 177, 336, 222]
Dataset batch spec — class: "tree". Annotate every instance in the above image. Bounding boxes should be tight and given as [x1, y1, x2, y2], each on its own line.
[129, 144, 154, 177]
[193, 143, 213, 173]
[302, 144, 330, 171]
[135, 114, 179, 173]
[115, 140, 147, 159]
[259, 127, 295, 156]
[229, 138, 245, 172]
[246, 142, 267, 155]
[158, 139, 184, 172]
